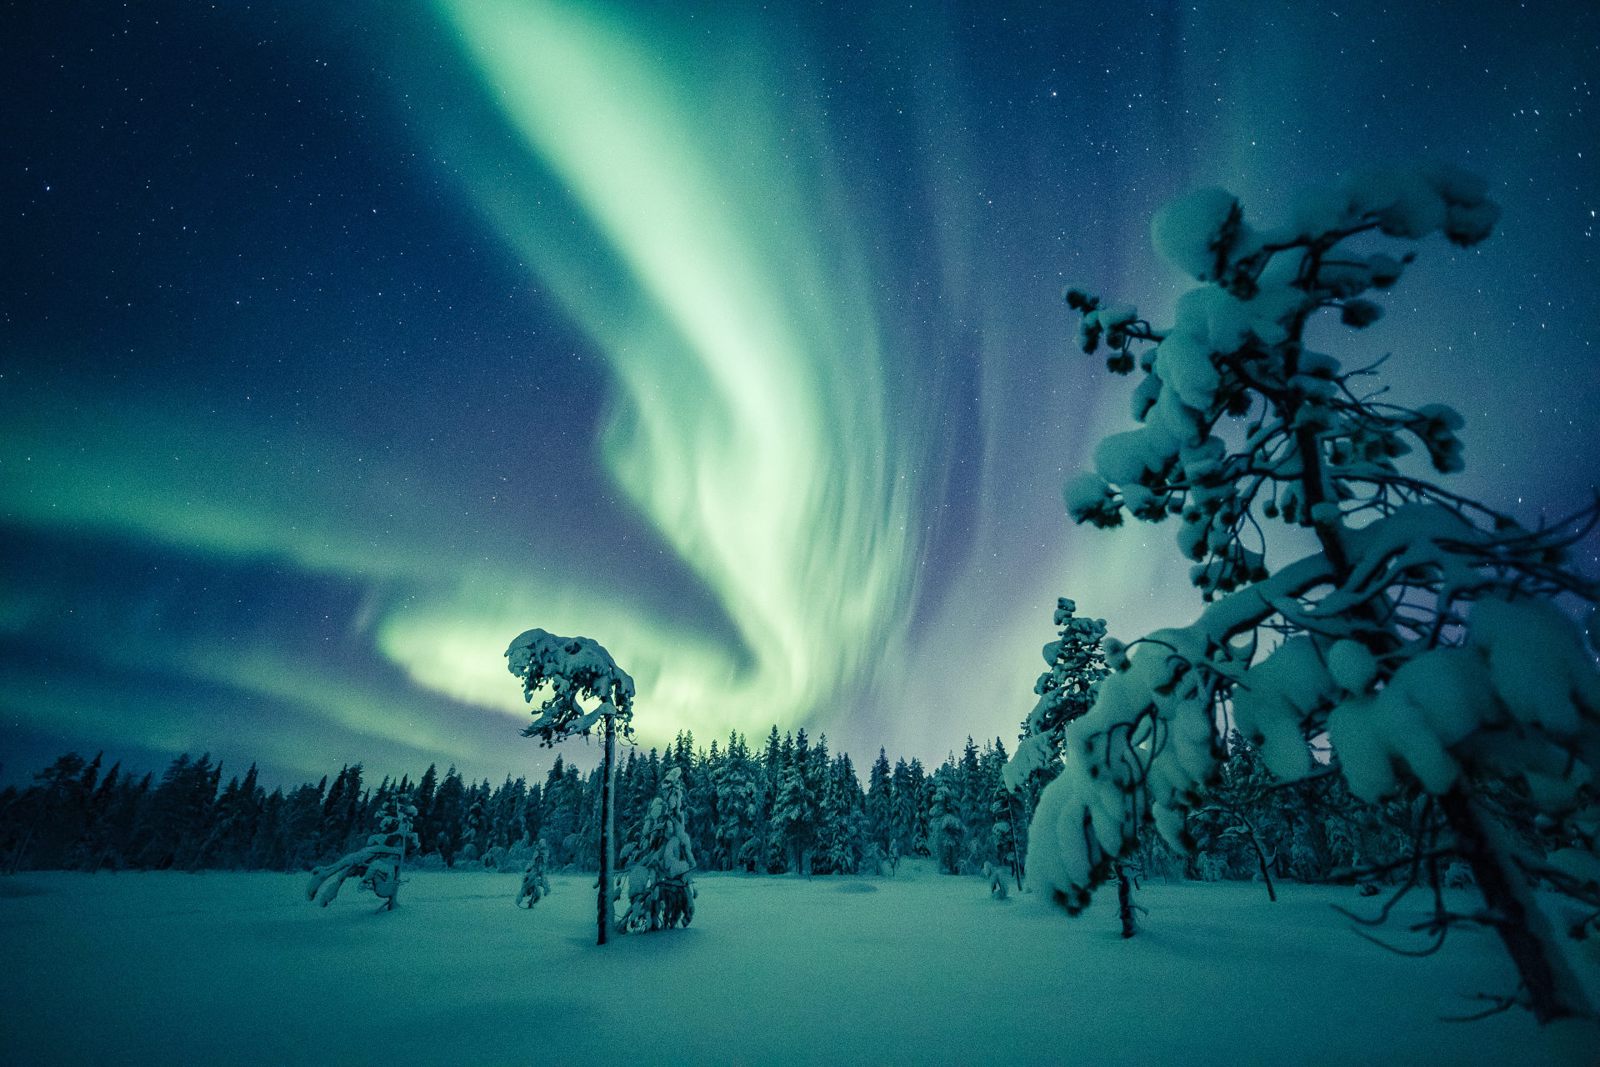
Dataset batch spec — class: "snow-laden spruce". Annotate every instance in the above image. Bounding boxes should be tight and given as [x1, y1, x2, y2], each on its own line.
[1003, 598, 1109, 792]
[1040, 164, 1600, 1023]
[506, 628, 635, 945]
[1003, 595, 1138, 935]
[517, 838, 552, 908]
[617, 766, 697, 932]
[305, 793, 418, 911]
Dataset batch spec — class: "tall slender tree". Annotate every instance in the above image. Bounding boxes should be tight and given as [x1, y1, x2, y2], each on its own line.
[505, 628, 636, 947]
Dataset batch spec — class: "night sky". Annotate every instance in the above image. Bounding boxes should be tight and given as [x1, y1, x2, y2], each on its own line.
[3, 0, 1597, 788]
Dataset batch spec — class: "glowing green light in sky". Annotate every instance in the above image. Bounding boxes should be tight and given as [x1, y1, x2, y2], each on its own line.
[397, 0, 924, 740]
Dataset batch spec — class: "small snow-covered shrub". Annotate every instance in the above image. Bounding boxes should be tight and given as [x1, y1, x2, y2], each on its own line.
[306, 794, 418, 911]
[517, 839, 552, 909]
[984, 862, 1010, 900]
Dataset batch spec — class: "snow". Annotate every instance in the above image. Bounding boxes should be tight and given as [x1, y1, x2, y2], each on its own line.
[1063, 470, 1118, 526]
[1093, 426, 1178, 486]
[1326, 639, 1378, 693]
[1230, 637, 1329, 780]
[1150, 186, 1246, 280]
[0, 868, 1550, 1065]
[504, 628, 636, 739]
[1472, 597, 1600, 737]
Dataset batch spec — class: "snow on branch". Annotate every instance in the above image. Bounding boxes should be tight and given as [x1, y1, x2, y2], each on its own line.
[1032, 161, 1600, 986]
[505, 628, 636, 743]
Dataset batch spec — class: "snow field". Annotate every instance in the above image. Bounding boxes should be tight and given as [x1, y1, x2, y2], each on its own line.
[0, 866, 1547, 1065]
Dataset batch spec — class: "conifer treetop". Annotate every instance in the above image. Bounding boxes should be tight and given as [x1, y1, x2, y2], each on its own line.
[505, 629, 637, 744]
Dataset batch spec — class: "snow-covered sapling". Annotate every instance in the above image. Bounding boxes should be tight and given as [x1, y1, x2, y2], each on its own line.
[305, 793, 419, 911]
[1035, 164, 1600, 1022]
[506, 629, 635, 946]
[617, 766, 697, 932]
[983, 861, 1010, 900]
[517, 838, 552, 909]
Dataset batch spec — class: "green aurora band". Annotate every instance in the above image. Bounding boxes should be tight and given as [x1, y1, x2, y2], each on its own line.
[381, 0, 928, 743]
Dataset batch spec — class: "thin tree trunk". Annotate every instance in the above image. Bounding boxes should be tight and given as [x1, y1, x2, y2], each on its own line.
[1117, 863, 1137, 939]
[1240, 814, 1277, 903]
[5, 827, 34, 875]
[597, 712, 616, 946]
[1439, 789, 1591, 1023]
[391, 820, 407, 912]
[1008, 791, 1024, 889]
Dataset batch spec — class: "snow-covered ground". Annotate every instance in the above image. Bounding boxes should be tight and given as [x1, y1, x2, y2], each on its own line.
[0, 863, 1553, 1064]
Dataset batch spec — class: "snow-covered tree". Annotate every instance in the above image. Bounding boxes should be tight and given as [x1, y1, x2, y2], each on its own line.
[1036, 164, 1599, 1021]
[617, 767, 696, 932]
[1002, 596, 1139, 931]
[1004, 598, 1108, 794]
[505, 628, 636, 946]
[889, 757, 919, 857]
[817, 760, 862, 876]
[991, 775, 1022, 890]
[711, 732, 761, 871]
[305, 793, 418, 911]
[928, 771, 963, 875]
[517, 838, 551, 909]
[1189, 732, 1284, 901]
[866, 749, 893, 851]
[770, 747, 818, 875]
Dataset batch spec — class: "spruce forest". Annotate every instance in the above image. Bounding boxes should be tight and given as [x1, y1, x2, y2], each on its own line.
[4, 727, 1425, 896]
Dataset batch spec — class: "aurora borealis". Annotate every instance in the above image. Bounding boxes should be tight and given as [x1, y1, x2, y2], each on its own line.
[3, 0, 1597, 786]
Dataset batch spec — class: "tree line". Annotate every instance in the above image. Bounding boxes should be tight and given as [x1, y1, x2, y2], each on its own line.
[0, 725, 1421, 889]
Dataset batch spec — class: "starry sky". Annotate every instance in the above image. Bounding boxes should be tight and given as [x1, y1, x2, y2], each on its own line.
[2, 0, 1597, 788]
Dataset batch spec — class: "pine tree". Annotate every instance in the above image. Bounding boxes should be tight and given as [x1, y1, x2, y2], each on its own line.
[505, 627, 636, 947]
[464, 786, 489, 865]
[1042, 164, 1599, 1018]
[991, 773, 1022, 890]
[1004, 599, 1109, 798]
[866, 749, 893, 852]
[927, 769, 963, 875]
[431, 768, 466, 868]
[713, 732, 761, 872]
[617, 767, 696, 932]
[818, 760, 861, 875]
[412, 763, 438, 854]
[282, 779, 326, 871]
[889, 758, 914, 857]
[771, 750, 817, 875]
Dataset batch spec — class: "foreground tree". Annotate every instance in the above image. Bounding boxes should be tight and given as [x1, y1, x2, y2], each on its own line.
[506, 629, 636, 946]
[1036, 165, 1599, 1021]
[305, 793, 418, 911]
[618, 767, 697, 932]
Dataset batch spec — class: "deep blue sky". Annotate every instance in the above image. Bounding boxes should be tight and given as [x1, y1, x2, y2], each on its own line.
[2, 0, 1596, 788]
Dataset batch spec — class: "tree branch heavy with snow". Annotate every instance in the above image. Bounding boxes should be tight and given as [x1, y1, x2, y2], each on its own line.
[1033, 164, 1600, 1023]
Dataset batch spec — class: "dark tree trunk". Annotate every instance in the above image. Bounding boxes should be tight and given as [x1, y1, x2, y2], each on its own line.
[1007, 792, 1024, 889]
[597, 713, 616, 946]
[1117, 863, 1137, 939]
[1242, 815, 1277, 903]
[1439, 789, 1590, 1023]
